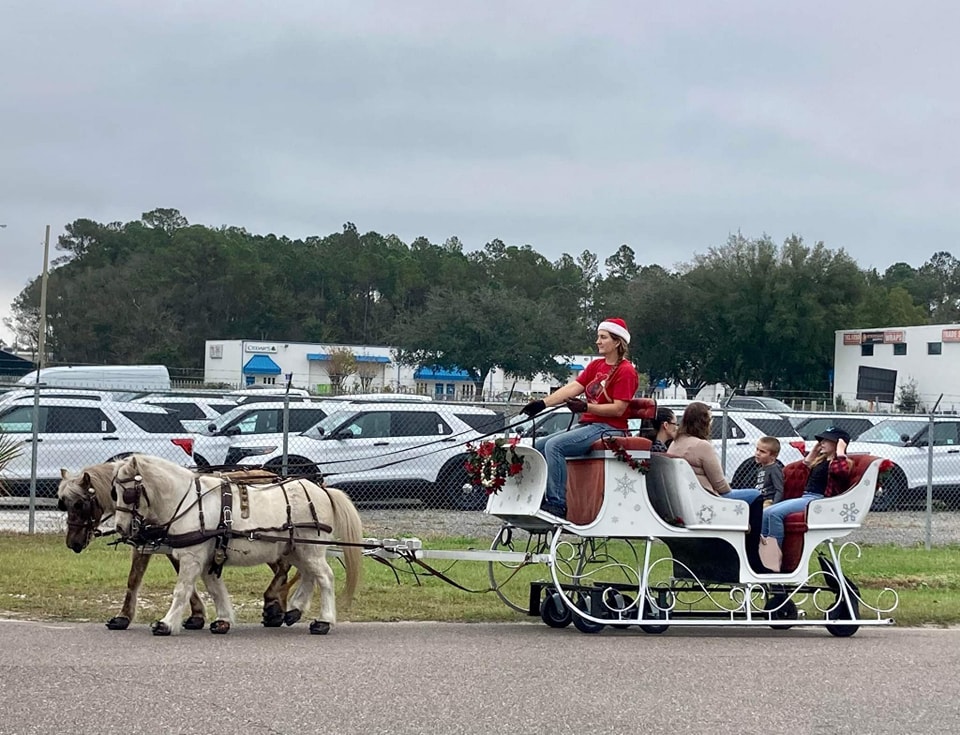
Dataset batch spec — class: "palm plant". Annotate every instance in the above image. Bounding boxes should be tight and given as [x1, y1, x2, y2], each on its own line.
[0, 433, 22, 496]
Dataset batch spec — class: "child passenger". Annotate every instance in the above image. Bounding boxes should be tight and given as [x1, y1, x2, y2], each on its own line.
[754, 436, 784, 507]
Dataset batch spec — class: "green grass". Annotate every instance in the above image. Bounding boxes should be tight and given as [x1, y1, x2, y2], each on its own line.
[1, 532, 958, 627]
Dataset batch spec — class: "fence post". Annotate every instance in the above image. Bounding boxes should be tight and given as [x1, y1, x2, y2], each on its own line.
[926, 411, 934, 550]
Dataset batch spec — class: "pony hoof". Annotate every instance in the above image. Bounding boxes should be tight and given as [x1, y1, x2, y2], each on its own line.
[151, 621, 172, 636]
[106, 616, 131, 631]
[262, 601, 285, 628]
[309, 620, 331, 635]
[284, 609, 302, 626]
[182, 615, 205, 630]
[209, 620, 231, 635]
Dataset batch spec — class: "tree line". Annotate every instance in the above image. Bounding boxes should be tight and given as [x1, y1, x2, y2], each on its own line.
[5, 208, 959, 395]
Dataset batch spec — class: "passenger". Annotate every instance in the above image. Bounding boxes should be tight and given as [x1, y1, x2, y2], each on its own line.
[761, 428, 852, 546]
[668, 402, 760, 503]
[670, 401, 768, 572]
[753, 436, 784, 507]
[520, 318, 639, 519]
[650, 406, 678, 453]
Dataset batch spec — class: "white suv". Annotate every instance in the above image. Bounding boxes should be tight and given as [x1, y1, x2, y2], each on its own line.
[190, 400, 342, 469]
[231, 402, 505, 508]
[0, 397, 196, 505]
[848, 416, 960, 511]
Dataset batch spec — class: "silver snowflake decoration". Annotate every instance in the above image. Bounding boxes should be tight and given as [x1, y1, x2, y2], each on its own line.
[733, 503, 745, 516]
[614, 473, 636, 499]
[526, 493, 533, 504]
[813, 504, 823, 514]
[611, 516, 620, 524]
[697, 505, 716, 524]
[633, 504, 643, 512]
[840, 502, 860, 523]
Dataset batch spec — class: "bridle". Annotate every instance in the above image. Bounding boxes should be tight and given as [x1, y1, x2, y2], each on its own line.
[113, 473, 152, 540]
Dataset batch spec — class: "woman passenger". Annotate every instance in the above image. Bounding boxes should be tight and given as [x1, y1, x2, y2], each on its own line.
[650, 406, 678, 453]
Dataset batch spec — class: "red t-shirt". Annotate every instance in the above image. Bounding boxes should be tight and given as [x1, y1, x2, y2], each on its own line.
[574, 358, 639, 431]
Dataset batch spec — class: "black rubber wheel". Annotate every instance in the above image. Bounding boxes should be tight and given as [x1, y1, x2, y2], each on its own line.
[639, 594, 669, 635]
[826, 594, 860, 637]
[572, 592, 605, 634]
[871, 465, 906, 512]
[602, 589, 636, 624]
[540, 591, 573, 628]
[764, 591, 798, 630]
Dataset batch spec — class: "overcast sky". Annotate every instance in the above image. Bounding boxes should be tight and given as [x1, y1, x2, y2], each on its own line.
[2, 1, 958, 345]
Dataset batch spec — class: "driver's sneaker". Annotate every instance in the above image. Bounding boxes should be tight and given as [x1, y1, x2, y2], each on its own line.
[539, 501, 567, 519]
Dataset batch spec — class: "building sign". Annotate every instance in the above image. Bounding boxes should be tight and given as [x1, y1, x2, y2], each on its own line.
[209, 344, 223, 359]
[943, 329, 960, 343]
[860, 331, 886, 345]
[883, 331, 905, 344]
[245, 344, 278, 353]
[843, 333, 861, 345]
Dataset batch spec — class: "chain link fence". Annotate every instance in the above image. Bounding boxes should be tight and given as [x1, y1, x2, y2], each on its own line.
[2, 387, 958, 547]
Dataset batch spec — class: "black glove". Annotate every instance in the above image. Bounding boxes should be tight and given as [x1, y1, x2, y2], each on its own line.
[565, 398, 588, 414]
[521, 399, 546, 417]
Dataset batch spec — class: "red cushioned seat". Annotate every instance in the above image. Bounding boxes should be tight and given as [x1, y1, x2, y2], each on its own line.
[780, 455, 877, 572]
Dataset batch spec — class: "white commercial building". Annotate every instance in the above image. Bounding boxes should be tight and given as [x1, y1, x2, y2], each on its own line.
[833, 323, 960, 412]
[203, 339, 596, 400]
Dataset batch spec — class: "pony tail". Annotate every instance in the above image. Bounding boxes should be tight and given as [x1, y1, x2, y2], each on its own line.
[325, 486, 364, 607]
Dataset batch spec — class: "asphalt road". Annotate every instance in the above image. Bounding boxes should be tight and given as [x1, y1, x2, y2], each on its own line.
[1, 619, 957, 735]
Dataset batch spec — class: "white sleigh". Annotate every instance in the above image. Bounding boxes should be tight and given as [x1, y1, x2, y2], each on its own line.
[485, 441, 897, 635]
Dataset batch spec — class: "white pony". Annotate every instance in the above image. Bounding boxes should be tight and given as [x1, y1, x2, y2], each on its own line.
[111, 454, 363, 636]
[58, 462, 294, 630]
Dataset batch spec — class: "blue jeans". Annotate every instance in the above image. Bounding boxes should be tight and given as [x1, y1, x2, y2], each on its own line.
[725, 488, 761, 503]
[534, 423, 624, 508]
[762, 493, 820, 544]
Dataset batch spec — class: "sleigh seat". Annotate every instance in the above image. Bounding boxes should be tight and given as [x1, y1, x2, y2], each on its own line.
[779, 454, 880, 573]
[564, 398, 658, 525]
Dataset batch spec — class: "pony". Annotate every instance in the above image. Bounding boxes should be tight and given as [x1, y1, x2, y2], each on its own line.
[111, 453, 363, 636]
[57, 462, 293, 630]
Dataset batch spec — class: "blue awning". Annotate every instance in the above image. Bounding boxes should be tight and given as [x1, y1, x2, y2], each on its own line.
[243, 354, 282, 375]
[307, 353, 389, 363]
[567, 363, 585, 371]
[414, 367, 473, 382]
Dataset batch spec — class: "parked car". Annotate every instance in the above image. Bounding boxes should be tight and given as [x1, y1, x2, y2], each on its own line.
[791, 413, 886, 448]
[849, 417, 960, 511]
[0, 397, 195, 503]
[129, 394, 239, 424]
[230, 402, 505, 509]
[724, 396, 794, 413]
[190, 400, 345, 468]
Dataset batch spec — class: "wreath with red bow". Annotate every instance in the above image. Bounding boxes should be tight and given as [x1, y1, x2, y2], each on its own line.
[464, 438, 524, 495]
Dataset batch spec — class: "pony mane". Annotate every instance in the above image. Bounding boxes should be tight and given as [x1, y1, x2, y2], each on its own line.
[58, 461, 121, 514]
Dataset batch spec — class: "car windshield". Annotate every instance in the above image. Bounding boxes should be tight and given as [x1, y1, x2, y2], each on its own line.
[314, 409, 358, 435]
[857, 419, 926, 445]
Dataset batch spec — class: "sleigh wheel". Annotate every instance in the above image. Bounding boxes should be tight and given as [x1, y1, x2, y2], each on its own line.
[572, 592, 605, 634]
[540, 591, 573, 628]
[764, 589, 798, 630]
[826, 594, 860, 637]
[639, 592, 669, 635]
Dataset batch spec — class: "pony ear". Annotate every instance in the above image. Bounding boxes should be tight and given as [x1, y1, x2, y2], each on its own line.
[81, 472, 92, 489]
[60, 468, 69, 480]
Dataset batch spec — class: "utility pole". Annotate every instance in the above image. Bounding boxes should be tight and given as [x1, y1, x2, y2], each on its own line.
[37, 225, 51, 369]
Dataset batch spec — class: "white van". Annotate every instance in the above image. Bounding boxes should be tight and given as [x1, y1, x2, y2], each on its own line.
[17, 365, 171, 392]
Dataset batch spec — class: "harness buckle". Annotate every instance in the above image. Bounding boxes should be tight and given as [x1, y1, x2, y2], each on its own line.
[222, 507, 233, 525]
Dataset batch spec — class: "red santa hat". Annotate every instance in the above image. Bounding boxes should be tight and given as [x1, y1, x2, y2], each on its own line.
[598, 317, 630, 344]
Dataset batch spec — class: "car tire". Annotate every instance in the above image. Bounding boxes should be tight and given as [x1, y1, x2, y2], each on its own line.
[436, 455, 485, 510]
[264, 456, 321, 483]
[871, 464, 907, 512]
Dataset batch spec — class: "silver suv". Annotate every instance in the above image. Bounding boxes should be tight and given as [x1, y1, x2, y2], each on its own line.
[231, 402, 504, 508]
[0, 397, 196, 504]
[850, 416, 960, 511]
[190, 400, 339, 469]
